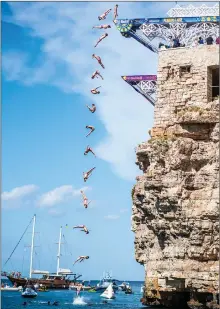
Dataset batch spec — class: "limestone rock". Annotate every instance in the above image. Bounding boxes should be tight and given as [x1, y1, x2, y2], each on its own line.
[132, 45, 219, 308]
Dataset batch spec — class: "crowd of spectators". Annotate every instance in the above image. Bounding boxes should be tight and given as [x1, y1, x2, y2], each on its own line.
[159, 35, 220, 49]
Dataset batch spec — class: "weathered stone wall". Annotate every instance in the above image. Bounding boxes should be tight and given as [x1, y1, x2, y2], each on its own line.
[132, 45, 219, 308]
[153, 45, 219, 127]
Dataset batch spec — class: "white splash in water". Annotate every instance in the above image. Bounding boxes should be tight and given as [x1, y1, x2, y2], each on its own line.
[73, 296, 87, 305]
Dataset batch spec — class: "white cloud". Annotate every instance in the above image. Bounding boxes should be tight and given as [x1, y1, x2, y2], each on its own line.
[1, 51, 29, 82]
[104, 214, 120, 220]
[38, 185, 88, 207]
[2, 185, 39, 201]
[2, 2, 176, 180]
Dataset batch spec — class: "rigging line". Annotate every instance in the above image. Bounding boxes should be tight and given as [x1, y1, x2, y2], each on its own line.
[3, 216, 34, 268]
[61, 234, 66, 265]
[63, 234, 71, 256]
[63, 234, 67, 257]
[21, 247, 26, 274]
[38, 232, 41, 269]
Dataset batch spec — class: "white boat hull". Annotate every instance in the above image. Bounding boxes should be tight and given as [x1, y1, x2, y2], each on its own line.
[22, 288, 38, 298]
[1, 287, 22, 292]
[100, 294, 115, 299]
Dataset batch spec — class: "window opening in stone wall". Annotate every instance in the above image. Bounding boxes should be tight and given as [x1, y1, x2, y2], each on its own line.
[180, 66, 191, 75]
[211, 67, 219, 100]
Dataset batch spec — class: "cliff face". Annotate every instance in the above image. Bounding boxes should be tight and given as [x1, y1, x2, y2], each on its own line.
[132, 45, 219, 308]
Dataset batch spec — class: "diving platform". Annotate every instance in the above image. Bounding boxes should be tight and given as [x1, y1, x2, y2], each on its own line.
[114, 4, 219, 53]
[122, 75, 157, 106]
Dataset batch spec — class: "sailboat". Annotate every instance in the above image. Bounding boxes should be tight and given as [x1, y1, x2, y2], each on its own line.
[3, 215, 81, 289]
[95, 271, 119, 292]
[100, 283, 116, 299]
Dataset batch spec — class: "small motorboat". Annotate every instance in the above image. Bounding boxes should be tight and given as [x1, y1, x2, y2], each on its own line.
[69, 284, 94, 291]
[100, 283, 115, 300]
[95, 272, 119, 292]
[88, 289, 96, 292]
[118, 282, 129, 291]
[38, 286, 49, 292]
[1, 285, 23, 292]
[125, 287, 133, 294]
[125, 283, 133, 294]
[22, 288, 38, 298]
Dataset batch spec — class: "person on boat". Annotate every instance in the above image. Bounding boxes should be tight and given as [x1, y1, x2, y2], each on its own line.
[94, 33, 108, 47]
[114, 4, 118, 19]
[73, 225, 89, 234]
[73, 256, 89, 265]
[86, 104, 96, 113]
[84, 146, 96, 157]
[91, 86, 101, 94]
[86, 125, 95, 137]
[92, 24, 111, 29]
[92, 54, 105, 68]
[83, 167, 96, 182]
[91, 70, 104, 80]
[1, 283, 4, 288]
[98, 8, 112, 20]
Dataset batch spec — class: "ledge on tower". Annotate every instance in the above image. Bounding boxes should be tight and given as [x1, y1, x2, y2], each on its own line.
[114, 4, 219, 53]
[122, 75, 157, 106]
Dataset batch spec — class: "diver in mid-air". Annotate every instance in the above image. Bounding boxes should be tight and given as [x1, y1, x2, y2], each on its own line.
[80, 190, 92, 209]
[85, 125, 95, 137]
[90, 86, 101, 94]
[86, 104, 96, 113]
[73, 256, 89, 266]
[84, 146, 96, 157]
[91, 70, 104, 80]
[94, 33, 108, 47]
[73, 225, 90, 234]
[92, 24, 111, 29]
[98, 8, 112, 20]
[83, 167, 96, 182]
[114, 4, 119, 19]
[92, 54, 105, 68]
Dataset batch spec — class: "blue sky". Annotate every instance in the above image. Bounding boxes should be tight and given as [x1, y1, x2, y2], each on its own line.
[2, 1, 217, 281]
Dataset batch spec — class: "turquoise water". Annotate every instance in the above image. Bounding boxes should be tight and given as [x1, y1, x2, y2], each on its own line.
[1, 280, 148, 309]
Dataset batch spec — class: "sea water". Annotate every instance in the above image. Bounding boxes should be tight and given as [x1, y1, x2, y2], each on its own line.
[1, 280, 151, 309]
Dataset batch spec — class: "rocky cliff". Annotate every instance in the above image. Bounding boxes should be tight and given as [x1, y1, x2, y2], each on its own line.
[132, 45, 219, 309]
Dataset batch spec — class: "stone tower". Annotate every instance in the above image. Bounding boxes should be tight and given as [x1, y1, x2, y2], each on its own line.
[132, 45, 219, 308]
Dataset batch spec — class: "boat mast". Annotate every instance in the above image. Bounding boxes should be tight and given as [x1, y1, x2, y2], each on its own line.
[29, 214, 36, 278]
[56, 226, 62, 275]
